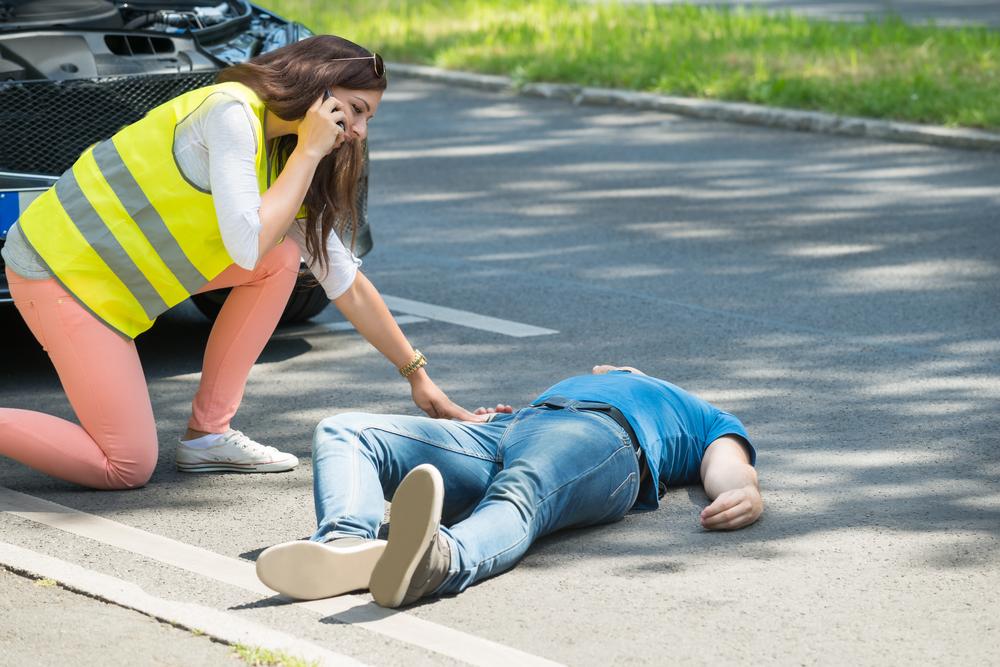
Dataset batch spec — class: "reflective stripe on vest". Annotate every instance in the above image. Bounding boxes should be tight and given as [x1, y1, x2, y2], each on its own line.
[53, 166, 169, 319]
[90, 139, 208, 294]
[18, 82, 271, 338]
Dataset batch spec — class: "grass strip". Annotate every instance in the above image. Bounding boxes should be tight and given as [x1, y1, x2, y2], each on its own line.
[259, 0, 1000, 130]
[232, 644, 319, 667]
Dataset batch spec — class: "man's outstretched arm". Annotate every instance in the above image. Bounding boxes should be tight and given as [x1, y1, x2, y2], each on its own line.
[699, 436, 763, 530]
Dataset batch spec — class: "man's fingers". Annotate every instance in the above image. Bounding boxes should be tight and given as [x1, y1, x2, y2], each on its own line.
[703, 513, 751, 531]
[700, 493, 742, 519]
[702, 506, 749, 530]
[472, 404, 513, 416]
[704, 503, 759, 530]
[699, 487, 761, 530]
[592, 364, 645, 375]
[701, 499, 749, 527]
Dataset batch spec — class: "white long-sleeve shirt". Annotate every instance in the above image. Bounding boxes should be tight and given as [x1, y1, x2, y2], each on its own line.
[3, 93, 361, 300]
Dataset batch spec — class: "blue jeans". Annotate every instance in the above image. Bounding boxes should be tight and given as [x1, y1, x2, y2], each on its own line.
[310, 404, 642, 594]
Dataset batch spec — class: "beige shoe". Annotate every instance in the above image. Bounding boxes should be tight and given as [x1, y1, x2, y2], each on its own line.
[370, 464, 451, 608]
[255, 537, 386, 600]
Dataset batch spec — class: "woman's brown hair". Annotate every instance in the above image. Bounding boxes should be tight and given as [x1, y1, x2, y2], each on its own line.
[217, 35, 387, 272]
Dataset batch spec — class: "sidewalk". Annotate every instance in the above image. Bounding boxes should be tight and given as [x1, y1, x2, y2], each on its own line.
[0, 568, 239, 667]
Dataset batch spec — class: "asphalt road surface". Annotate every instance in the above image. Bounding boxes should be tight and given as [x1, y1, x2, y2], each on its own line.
[630, 0, 1000, 26]
[1, 77, 998, 665]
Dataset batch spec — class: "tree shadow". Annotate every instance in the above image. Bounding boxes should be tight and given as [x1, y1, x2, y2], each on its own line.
[1, 77, 997, 577]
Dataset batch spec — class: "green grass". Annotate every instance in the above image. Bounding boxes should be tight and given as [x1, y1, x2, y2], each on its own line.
[231, 645, 318, 667]
[260, 0, 1000, 129]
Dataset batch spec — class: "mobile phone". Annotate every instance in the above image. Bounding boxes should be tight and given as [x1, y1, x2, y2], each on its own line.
[323, 89, 346, 131]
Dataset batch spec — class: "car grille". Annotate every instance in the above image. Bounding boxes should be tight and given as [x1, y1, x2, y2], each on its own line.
[0, 71, 219, 176]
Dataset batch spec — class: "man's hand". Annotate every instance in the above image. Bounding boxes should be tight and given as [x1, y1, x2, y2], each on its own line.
[700, 485, 763, 530]
[473, 404, 514, 416]
[699, 435, 762, 530]
[410, 375, 487, 422]
[592, 364, 646, 376]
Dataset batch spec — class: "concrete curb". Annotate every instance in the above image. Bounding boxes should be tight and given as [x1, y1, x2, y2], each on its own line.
[0, 541, 363, 667]
[390, 63, 1000, 152]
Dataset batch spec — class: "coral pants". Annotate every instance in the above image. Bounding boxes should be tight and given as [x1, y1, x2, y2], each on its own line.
[0, 240, 300, 490]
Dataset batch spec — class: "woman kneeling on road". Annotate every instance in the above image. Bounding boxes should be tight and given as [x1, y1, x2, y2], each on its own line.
[0, 35, 479, 490]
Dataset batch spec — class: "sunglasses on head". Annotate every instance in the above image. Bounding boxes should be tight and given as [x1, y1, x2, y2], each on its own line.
[329, 52, 385, 78]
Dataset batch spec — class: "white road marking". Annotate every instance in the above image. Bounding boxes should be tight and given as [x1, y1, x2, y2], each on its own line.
[270, 315, 429, 340]
[0, 487, 563, 667]
[321, 315, 428, 333]
[382, 295, 559, 338]
[0, 541, 362, 667]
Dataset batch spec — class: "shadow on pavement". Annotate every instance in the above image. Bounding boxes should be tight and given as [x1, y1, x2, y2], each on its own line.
[1, 81, 997, 581]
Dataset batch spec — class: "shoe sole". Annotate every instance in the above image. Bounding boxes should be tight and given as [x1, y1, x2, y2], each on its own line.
[369, 464, 444, 609]
[255, 540, 386, 600]
[177, 460, 297, 473]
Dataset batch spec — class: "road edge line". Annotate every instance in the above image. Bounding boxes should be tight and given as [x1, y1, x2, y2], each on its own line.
[0, 540, 363, 667]
[0, 486, 564, 667]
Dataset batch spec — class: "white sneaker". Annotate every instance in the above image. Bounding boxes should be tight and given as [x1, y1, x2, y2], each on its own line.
[256, 537, 387, 600]
[176, 429, 298, 473]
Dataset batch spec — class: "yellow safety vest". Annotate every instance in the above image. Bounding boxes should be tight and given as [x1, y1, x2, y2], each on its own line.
[18, 82, 273, 339]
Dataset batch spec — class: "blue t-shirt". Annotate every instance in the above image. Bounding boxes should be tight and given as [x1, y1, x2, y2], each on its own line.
[533, 371, 756, 510]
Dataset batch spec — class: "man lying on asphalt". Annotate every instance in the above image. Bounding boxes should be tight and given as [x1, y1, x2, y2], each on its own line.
[255, 365, 763, 608]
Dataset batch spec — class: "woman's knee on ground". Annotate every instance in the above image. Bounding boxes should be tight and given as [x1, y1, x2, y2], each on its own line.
[102, 438, 158, 490]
